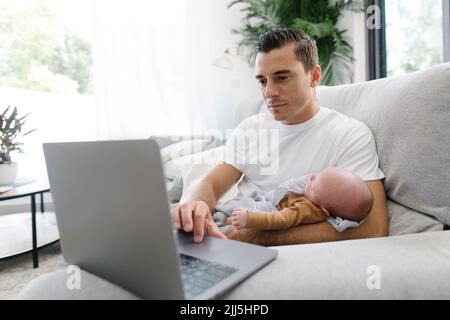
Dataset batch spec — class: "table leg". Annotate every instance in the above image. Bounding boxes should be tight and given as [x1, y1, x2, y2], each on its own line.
[40, 192, 45, 213]
[31, 194, 38, 268]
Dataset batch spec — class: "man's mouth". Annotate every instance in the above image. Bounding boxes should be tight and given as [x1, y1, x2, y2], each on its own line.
[269, 103, 287, 109]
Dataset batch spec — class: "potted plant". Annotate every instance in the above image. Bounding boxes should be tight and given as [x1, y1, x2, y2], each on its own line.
[228, 0, 364, 85]
[0, 106, 36, 185]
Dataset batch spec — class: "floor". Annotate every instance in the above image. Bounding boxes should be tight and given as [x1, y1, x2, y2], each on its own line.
[0, 210, 65, 300]
[0, 243, 66, 299]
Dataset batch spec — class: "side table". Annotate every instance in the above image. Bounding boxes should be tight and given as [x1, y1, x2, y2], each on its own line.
[0, 178, 57, 268]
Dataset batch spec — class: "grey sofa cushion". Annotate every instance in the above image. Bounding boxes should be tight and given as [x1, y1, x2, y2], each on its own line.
[18, 231, 450, 300]
[388, 200, 443, 235]
[316, 63, 450, 226]
[222, 231, 450, 299]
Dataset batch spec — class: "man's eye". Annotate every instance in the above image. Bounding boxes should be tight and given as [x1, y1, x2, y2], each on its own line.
[258, 79, 266, 86]
[277, 76, 288, 81]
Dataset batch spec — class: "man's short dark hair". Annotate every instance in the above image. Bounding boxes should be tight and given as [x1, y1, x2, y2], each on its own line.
[256, 28, 319, 72]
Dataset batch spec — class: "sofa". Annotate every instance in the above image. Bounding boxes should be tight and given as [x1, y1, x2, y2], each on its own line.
[19, 62, 450, 299]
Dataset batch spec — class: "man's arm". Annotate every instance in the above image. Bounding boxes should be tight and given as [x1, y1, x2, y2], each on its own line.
[225, 180, 388, 246]
[183, 163, 242, 212]
[171, 163, 242, 242]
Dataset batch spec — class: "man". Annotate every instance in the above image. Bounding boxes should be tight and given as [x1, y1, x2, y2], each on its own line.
[171, 28, 388, 245]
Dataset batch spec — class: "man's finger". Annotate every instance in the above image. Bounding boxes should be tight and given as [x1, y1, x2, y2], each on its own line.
[194, 201, 212, 242]
[207, 220, 227, 239]
[193, 202, 208, 242]
[180, 203, 195, 232]
[171, 203, 181, 229]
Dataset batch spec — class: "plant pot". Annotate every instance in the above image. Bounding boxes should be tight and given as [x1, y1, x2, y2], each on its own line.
[0, 162, 18, 185]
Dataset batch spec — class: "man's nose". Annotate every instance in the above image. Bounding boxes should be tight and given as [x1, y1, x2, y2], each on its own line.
[264, 81, 280, 98]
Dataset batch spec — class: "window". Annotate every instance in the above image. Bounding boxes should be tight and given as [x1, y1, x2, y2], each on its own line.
[0, 0, 92, 94]
[385, 0, 444, 76]
[368, 0, 449, 79]
[0, 0, 94, 179]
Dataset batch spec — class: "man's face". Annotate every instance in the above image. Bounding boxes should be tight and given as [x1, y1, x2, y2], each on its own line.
[255, 43, 319, 125]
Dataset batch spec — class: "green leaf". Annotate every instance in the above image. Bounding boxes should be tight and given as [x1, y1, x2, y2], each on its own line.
[292, 18, 334, 38]
[4, 107, 17, 132]
[321, 61, 334, 85]
[1, 106, 11, 118]
[22, 128, 37, 136]
[17, 112, 31, 122]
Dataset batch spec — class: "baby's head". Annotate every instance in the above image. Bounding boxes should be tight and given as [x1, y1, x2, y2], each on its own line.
[304, 167, 373, 221]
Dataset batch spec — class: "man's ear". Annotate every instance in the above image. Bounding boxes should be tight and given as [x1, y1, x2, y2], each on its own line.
[310, 65, 321, 88]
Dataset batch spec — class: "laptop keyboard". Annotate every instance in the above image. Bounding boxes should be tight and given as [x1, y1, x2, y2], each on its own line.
[180, 254, 238, 298]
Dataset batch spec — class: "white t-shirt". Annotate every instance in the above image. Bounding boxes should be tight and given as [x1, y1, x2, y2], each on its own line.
[223, 106, 385, 196]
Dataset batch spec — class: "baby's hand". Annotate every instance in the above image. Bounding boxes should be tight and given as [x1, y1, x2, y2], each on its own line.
[230, 208, 248, 229]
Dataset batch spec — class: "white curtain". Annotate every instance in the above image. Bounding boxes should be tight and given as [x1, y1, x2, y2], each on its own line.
[93, 0, 219, 140]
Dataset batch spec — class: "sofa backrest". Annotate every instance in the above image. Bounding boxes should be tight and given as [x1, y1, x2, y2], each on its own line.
[316, 63, 450, 226]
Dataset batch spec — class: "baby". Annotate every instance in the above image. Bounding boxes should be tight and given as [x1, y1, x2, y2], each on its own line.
[215, 167, 373, 232]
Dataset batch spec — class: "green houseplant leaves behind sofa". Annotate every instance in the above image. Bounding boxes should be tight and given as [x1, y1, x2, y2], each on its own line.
[228, 0, 363, 85]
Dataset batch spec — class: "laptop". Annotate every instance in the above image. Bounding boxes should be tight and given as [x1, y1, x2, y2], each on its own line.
[43, 140, 277, 299]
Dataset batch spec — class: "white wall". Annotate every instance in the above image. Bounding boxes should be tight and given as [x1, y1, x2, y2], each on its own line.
[206, 1, 261, 133]
[337, 10, 368, 83]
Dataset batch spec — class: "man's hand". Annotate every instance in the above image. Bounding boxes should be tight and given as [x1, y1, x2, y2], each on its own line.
[171, 201, 227, 243]
[228, 208, 248, 229]
[171, 163, 242, 243]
